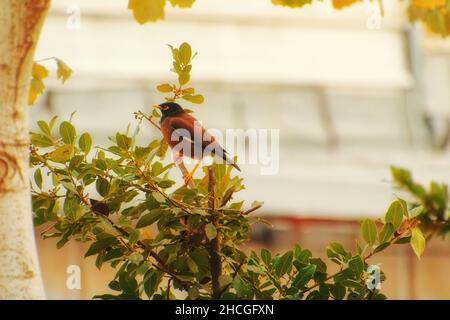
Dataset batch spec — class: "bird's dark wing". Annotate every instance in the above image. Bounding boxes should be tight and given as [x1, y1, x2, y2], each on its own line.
[162, 113, 241, 171]
[169, 114, 213, 145]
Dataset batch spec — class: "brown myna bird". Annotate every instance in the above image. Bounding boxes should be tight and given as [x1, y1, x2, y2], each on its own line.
[154, 102, 240, 184]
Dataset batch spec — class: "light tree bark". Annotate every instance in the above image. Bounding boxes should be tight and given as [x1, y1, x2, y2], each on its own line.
[0, 0, 50, 299]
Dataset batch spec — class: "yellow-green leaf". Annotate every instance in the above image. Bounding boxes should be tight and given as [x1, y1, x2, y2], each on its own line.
[414, 0, 446, 9]
[182, 94, 204, 104]
[378, 223, 394, 243]
[361, 219, 377, 245]
[182, 87, 195, 94]
[385, 200, 405, 231]
[178, 72, 190, 86]
[271, 0, 313, 8]
[32, 63, 49, 80]
[59, 121, 77, 145]
[186, 256, 199, 273]
[37, 120, 52, 137]
[136, 209, 164, 228]
[48, 144, 74, 163]
[205, 223, 217, 240]
[79, 132, 92, 154]
[34, 168, 43, 189]
[179, 42, 192, 65]
[156, 83, 173, 93]
[410, 227, 426, 259]
[28, 78, 45, 105]
[332, 0, 361, 10]
[56, 59, 73, 83]
[169, 0, 195, 8]
[410, 205, 424, 218]
[128, 0, 166, 24]
[31, 133, 54, 147]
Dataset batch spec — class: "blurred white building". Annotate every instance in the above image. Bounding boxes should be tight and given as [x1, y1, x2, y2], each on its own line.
[30, 0, 450, 301]
[32, 0, 450, 218]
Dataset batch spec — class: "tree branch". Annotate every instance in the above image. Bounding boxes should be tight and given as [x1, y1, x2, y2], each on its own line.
[208, 166, 222, 299]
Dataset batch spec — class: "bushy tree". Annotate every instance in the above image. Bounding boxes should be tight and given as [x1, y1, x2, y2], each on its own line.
[30, 43, 444, 300]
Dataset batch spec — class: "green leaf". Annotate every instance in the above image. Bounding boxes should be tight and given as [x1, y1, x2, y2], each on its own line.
[328, 242, 347, 257]
[273, 251, 293, 277]
[79, 132, 92, 154]
[186, 256, 199, 273]
[373, 242, 390, 253]
[119, 272, 138, 295]
[96, 177, 110, 197]
[116, 133, 131, 150]
[34, 168, 43, 189]
[247, 265, 265, 274]
[85, 237, 119, 257]
[330, 283, 346, 300]
[37, 120, 51, 137]
[385, 200, 405, 231]
[205, 223, 217, 240]
[260, 248, 271, 266]
[128, 229, 140, 245]
[410, 227, 426, 259]
[49, 115, 59, 130]
[31, 133, 54, 147]
[394, 236, 411, 244]
[144, 269, 159, 298]
[69, 154, 84, 169]
[59, 121, 77, 145]
[218, 274, 233, 289]
[378, 223, 394, 243]
[348, 256, 364, 276]
[397, 198, 409, 217]
[152, 191, 166, 203]
[292, 264, 316, 288]
[410, 205, 424, 218]
[103, 248, 125, 262]
[60, 181, 77, 194]
[361, 219, 377, 245]
[136, 209, 164, 228]
[188, 286, 199, 299]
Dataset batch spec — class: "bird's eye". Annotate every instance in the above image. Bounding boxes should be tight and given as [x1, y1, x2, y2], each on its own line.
[163, 106, 169, 110]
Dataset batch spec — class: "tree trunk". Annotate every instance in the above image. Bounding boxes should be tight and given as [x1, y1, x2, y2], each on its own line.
[0, 0, 50, 299]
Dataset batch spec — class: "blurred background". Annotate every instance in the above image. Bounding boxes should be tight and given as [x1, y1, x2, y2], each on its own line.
[31, 0, 450, 299]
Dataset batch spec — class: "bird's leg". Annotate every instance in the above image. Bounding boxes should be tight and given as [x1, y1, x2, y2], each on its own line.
[184, 159, 203, 186]
[173, 152, 196, 188]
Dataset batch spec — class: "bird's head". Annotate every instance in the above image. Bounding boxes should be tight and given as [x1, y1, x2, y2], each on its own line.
[154, 102, 184, 118]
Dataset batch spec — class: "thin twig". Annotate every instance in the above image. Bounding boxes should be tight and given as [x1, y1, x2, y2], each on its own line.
[242, 204, 262, 216]
[220, 188, 235, 208]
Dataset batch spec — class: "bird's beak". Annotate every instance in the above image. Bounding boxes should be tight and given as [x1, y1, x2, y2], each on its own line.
[152, 104, 161, 110]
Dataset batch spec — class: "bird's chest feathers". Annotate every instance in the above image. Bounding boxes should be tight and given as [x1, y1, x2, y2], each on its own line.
[160, 118, 178, 148]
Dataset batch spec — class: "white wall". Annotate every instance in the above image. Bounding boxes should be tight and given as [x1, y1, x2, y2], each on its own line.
[30, 0, 450, 218]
